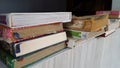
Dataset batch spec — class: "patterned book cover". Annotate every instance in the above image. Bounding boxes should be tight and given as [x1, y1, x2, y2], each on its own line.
[0, 22, 63, 43]
[0, 42, 67, 68]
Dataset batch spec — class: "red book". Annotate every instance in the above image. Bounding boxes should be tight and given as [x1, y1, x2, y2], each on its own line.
[0, 22, 63, 43]
[96, 11, 120, 19]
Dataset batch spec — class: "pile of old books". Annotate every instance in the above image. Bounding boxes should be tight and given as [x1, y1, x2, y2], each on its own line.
[64, 11, 120, 39]
[64, 14, 108, 39]
[0, 12, 71, 68]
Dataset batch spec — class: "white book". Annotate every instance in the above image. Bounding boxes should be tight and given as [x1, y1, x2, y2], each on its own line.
[0, 32, 67, 58]
[0, 12, 72, 28]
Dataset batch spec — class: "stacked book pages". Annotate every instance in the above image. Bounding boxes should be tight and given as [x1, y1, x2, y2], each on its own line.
[0, 12, 72, 68]
[64, 14, 108, 39]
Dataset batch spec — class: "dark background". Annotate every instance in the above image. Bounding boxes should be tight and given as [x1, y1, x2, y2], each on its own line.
[0, 0, 66, 13]
[0, 0, 112, 16]
[67, 0, 112, 16]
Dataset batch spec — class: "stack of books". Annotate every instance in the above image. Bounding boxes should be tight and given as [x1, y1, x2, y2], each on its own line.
[64, 14, 108, 39]
[0, 12, 71, 68]
[96, 11, 120, 37]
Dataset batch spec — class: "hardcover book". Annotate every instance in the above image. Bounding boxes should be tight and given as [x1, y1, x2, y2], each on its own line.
[64, 14, 108, 32]
[0, 42, 67, 68]
[0, 12, 72, 28]
[0, 32, 67, 58]
[0, 22, 63, 43]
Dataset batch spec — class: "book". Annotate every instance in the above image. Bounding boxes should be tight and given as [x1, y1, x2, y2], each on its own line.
[0, 42, 67, 68]
[0, 32, 67, 58]
[96, 11, 120, 19]
[64, 14, 108, 32]
[97, 29, 116, 37]
[0, 22, 63, 43]
[0, 12, 72, 28]
[66, 29, 104, 39]
[98, 19, 119, 37]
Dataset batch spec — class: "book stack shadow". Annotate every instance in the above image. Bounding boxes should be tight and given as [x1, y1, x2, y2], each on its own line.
[0, 12, 71, 68]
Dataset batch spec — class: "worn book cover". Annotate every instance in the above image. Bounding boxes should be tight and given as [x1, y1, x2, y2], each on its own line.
[64, 14, 108, 32]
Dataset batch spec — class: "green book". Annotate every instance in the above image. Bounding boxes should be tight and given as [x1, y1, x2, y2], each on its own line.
[66, 29, 88, 39]
[65, 29, 104, 39]
[0, 49, 14, 68]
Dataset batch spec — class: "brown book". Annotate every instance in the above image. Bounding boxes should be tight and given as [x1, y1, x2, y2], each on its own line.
[0, 22, 63, 43]
[64, 14, 108, 32]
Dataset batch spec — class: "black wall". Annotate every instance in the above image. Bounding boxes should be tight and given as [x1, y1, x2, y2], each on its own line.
[67, 0, 112, 16]
[0, 0, 66, 13]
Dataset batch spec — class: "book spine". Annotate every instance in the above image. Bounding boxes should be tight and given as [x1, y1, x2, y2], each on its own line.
[0, 49, 14, 68]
